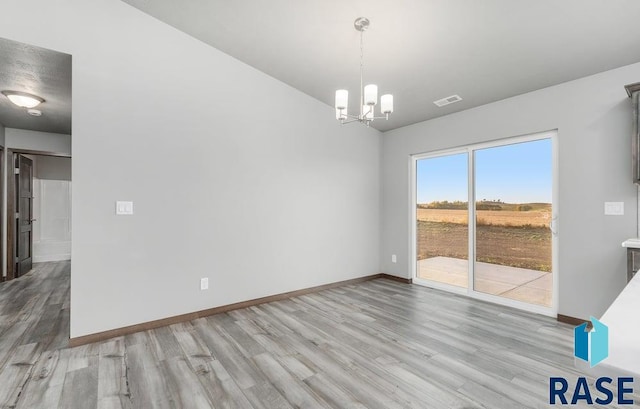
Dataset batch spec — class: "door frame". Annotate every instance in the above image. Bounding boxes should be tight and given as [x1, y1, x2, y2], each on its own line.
[6, 148, 71, 281]
[410, 129, 559, 317]
[0, 145, 3, 282]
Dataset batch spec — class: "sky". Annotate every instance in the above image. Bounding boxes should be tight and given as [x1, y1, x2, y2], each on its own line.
[416, 138, 552, 204]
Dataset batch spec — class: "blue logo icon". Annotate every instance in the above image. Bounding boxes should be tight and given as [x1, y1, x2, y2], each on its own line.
[574, 316, 608, 367]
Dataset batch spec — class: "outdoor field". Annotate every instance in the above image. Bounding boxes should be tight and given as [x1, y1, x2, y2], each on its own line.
[417, 203, 552, 272]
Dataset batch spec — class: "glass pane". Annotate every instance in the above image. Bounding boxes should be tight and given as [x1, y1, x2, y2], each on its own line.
[474, 139, 552, 307]
[416, 153, 469, 287]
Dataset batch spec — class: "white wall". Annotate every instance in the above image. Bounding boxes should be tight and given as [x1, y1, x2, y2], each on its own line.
[5, 128, 71, 155]
[31, 156, 72, 263]
[0, 0, 382, 338]
[37, 155, 71, 180]
[381, 62, 640, 320]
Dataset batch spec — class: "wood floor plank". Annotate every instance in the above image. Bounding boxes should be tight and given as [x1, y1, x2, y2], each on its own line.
[195, 317, 294, 408]
[97, 338, 132, 409]
[207, 359, 257, 409]
[15, 349, 65, 409]
[193, 319, 260, 390]
[147, 326, 183, 362]
[0, 342, 40, 408]
[160, 357, 216, 409]
[251, 352, 330, 409]
[209, 314, 267, 359]
[171, 322, 253, 409]
[303, 373, 368, 409]
[125, 342, 172, 409]
[252, 312, 407, 409]
[58, 365, 99, 409]
[240, 382, 294, 409]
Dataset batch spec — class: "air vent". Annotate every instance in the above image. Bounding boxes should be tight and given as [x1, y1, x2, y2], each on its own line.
[434, 94, 462, 107]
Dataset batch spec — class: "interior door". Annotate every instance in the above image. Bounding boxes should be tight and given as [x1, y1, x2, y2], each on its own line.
[15, 154, 34, 277]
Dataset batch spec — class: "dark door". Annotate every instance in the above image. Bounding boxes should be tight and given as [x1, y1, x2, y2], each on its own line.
[15, 155, 34, 277]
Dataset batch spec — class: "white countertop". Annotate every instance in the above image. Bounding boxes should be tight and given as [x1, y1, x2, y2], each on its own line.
[622, 238, 640, 248]
[598, 272, 640, 377]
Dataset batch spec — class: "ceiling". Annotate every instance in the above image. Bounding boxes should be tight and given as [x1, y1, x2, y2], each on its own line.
[121, 0, 640, 132]
[0, 38, 71, 135]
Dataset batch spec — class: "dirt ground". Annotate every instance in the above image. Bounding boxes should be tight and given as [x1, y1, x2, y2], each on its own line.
[417, 220, 552, 272]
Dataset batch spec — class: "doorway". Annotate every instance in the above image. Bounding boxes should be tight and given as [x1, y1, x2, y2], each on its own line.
[6, 150, 71, 280]
[412, 130, 557, 315]
[0, 36, 72, 283]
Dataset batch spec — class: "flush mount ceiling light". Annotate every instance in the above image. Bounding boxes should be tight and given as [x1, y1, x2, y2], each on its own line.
[334, 17, 393, 127]
[1, 90, 45, 109]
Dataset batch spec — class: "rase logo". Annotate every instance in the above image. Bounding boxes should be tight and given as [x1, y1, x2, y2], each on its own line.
[549, 317, 635, 405]
[574, 316, 608, 367]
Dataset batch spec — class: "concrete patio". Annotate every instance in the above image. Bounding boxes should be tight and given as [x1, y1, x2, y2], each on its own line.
[417, 256, 552, 307]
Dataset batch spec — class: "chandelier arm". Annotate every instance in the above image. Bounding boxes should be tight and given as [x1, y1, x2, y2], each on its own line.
[363, 105, 374, 119]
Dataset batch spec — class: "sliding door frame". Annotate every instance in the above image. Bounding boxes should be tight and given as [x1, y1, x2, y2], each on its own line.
[410, 129, 559, 317]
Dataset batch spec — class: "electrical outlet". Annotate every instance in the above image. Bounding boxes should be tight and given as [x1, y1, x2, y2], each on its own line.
[200, 277, 209, 290]
[391, 254, 397, 263]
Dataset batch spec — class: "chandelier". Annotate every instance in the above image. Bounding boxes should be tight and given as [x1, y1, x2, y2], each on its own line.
[335, 17, 393, 127]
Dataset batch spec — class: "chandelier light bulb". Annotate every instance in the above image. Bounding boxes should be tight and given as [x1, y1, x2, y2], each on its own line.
[335, 89, 349, 110]
[381, 94, 394, 114]
[364, 84, 378, 106]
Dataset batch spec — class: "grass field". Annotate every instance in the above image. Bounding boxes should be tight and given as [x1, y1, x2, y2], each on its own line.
[417, 207, 551, 227]
[417, 204, 552, 272]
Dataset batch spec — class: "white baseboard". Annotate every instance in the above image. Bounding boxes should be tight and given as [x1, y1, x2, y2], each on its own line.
[33, 254, 71, 263]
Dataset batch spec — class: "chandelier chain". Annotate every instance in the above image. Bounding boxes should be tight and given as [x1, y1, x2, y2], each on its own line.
[360, 29, 364, 117]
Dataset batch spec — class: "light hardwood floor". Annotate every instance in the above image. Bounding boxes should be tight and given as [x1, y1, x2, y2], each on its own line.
[0, 262, 636, 408]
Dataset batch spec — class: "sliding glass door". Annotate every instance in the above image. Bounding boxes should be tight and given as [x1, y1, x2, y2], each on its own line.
[413, 132, 556, 314]
[474, 139, 552, 307]
[415, 152, 469, 288]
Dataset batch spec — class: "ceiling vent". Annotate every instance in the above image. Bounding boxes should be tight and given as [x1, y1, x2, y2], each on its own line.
[434, 94, 462, 107]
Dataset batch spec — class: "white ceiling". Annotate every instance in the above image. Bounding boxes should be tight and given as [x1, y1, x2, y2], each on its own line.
[125, 1, 640, 132]
[0, 38, 71, 135]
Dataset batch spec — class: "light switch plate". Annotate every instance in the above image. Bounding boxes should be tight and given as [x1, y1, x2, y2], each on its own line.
[391, 254, 397, 263]
[200, 278, 209, 290]
[604, 202, 624, 216]
[116, 201, 134, 215]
